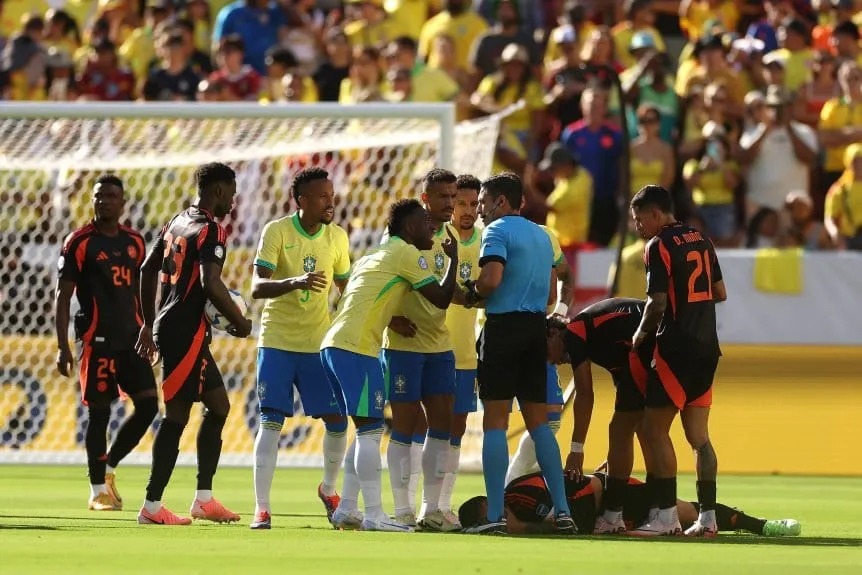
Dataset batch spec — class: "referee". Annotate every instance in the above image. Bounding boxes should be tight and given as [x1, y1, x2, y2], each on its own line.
[462, 173, 576, 535]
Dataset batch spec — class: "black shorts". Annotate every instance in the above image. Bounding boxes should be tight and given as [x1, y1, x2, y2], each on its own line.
[477, 312, 547, 403]
[612, 347, 651, 412]
[157, 324, 224, 403]
[78, 342, 156, 406]
[646, 346, 718, 410]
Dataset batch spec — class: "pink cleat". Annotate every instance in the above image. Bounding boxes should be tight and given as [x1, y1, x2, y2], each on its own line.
[137, 505, 192, 525]
[190, 498, 241, 523]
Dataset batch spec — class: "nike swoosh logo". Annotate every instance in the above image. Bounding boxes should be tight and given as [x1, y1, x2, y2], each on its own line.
[284, 245, 296, 250]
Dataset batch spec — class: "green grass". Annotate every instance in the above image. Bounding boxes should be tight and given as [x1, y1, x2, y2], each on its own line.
[1, 466, 861, 574]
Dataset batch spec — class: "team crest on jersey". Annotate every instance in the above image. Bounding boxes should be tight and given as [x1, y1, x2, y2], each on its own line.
[127, 245, 137, 259]
[214, 246, 225, 260]
[303, 255, 317, 272]
[459, 261, 472, 281]
[374, 390, 384, 410]
[536, 504, 550, 517]
[434, 251, 445, 271]
[418, 256, 429, 270]
[393, 374, 407, 394]
[57, 256, 65, 271]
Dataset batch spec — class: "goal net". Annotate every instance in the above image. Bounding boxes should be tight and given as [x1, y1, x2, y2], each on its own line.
[0, 102, 502, 469]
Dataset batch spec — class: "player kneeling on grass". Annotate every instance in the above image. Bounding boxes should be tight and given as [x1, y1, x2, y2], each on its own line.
[458, 472, 801, 537]
[135, 163, 252, 525]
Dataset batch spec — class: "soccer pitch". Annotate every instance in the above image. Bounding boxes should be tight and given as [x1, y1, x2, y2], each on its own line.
[1, 466, 860, 574]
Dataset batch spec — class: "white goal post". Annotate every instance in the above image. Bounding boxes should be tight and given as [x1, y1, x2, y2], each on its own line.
[0, 101, 504, 468]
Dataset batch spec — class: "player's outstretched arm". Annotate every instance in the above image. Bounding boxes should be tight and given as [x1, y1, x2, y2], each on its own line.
[250, 265, 327, 300]
[201, 261, 252, 338]
[54, 279, 76, 377]
[566, 360, 594, 479]
[416, 228, 459, 310]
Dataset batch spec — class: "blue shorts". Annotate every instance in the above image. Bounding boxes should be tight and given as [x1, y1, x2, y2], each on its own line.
[320, 347, 386, 419]
[547, 363, 564, 406]
[381, 349, 456, 404]
[257, 348, 340, 417]
[454, 369, 478, 414]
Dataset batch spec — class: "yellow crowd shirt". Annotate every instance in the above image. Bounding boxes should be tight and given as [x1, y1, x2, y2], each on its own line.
[383, 223, 456, 353]
[444, 227, 482, 369]
[321, 236, 437, 357]
[546, 169, 593, 247]
[819, 98, 862, 173]
[825, 181, 862, 237]
[385, 0, 442, 40]
[476, 75, 545, 133]
[255, 213, 351, 353]
[419, 10, 488, 70]
[683, 159, 738, 206]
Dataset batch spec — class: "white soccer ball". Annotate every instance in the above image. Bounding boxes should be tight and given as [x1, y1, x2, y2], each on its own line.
[205, 289, 248, 332]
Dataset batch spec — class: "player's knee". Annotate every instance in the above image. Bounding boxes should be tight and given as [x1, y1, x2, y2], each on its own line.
[685, 427, 709, 450]
[260, 408, 285, 431]
[132, 396, 159, 422]
[450, 415, 468, 439]
[203, 408, 228, 431]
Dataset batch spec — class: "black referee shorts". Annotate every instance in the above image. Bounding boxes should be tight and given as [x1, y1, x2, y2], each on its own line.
[477, 312, 547, 403]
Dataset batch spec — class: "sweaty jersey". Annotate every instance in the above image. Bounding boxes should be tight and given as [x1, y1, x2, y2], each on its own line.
[254, 213, 351, 353]
[151, 206, 228, 344]
[565, 298, 647, 371]
[645, 223, 723, 357]
[58, 223, 146, 350]
[383, 223, 456, 354]
[321, 236, 437, 357]
[445, 227, 482, 369]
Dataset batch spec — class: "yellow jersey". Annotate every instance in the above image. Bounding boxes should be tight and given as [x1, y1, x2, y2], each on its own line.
[255, 214, 351, 353]
[819, 98, 862, 173]
[825, 181, 862, 237]
[546, 169, 593, 247]
[608, 239, 647, 299]
[683, 159, 738, 206]
[385, 0, 441, 40]
[384, 223, 456, 353]
[444, 227, 482, 369]
[321, 236, 437, 357]
[418, 10, 488, 70]
[476, 75, 546, 133]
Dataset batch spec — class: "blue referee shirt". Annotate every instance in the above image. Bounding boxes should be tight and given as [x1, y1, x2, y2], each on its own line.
[479, 215, 553, 314]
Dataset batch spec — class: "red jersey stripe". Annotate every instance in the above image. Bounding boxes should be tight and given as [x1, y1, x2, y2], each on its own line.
[653, 347, 686, 410]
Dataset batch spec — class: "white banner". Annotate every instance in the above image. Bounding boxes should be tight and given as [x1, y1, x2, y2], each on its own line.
[577, 249, 862, 346]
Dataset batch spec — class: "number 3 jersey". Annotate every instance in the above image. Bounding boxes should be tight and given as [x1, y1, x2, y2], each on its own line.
[58, 222, 147, 350]
[151, 206, 227, 344]
[644, 222, 723, 358]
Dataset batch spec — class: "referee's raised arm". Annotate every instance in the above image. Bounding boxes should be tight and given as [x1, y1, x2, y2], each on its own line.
[463, 173, 577, 536]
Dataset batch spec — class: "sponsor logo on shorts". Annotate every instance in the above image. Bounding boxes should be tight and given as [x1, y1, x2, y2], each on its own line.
[303, 255, 317, 273]
[393, 374, 407, 394]
[374, 390, 384, 411]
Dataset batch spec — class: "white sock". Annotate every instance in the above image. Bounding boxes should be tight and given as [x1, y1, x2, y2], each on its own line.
[699, 509, 717, 525]
[253, 424, 281, 513]
[106, 465, 115, 475]
[322, 428, 347, 496]
[505, 430, 539, 485]
[340, 439, 360, 512]
[420, 435, 449, 515]
[90, 484, 107, 498]
[195, 489, 213, 503]
[408, 440, 423, 513]
[356, 428, 384, 519]
[143, 499, 161, 514]
[439, 443, 461, 512]
[387, 438, 412, 516]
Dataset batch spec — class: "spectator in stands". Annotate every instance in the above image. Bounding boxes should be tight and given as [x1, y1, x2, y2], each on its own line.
[384, 64, 412, 102]
[544, 25, 589, 138]
[545, 0, 596, 67]
[745, 207, 780, 248]
[680, 81, 738, 160]
[630, 104, 675, 198]
[77, 39, 135, 101]
[679, 34, 745, 118]
[344, 0, 393, 48]
[183, 0, 213, 57]
[385, 36, 460, 102]
[196, 76, 231, 101]
[208, 35, 261, 101]
[119, 0, 175, 96]
[744, 0, 794, 54]
[727, 36, 766, 96]
[607, 222, 647, 298]
[824, 143, 862, 250]
[0, 15, 46, 101]
[469, 0, 539, 89]
[540, 142, 594, 266]
[385, 0, 440, 41]
[213, 0, 286, 75]
[781, 190, 831, 249]
[681, 0, 740, 43]
[418, 0, 488, 72]
[613, 0, 665, 70]
[830, 20, 862, 66]
[739, 86, 818, 218]
[761, 50, 788, 91]
[173, 18, 214, 77]
[622, 39, 679, 144]
[313, 29, 351, 102]
[561, 86, 623, 245]
[818, 60, 862, 195]
[280, 66, 318, 103]
[145, 32, 200, 102]
[44, 9, 80, 62]
[475, 0, 544, 39]
[281, 1, 323, 76]
[683, 120, 741, 245]
[428, 33, 470, 90]
[339, 45, 384, 103]
[45, 46, 76, 100]
[261, 45, 299, 103]
[581, 26, 621, 74]
[774, 19, 814, 92]
[793, 49, 841, 126]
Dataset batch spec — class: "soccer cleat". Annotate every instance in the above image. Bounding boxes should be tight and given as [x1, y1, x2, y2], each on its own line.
[360, 514, 415, 532]
[88, 492, 121, 511]
[553, 513, 578, 535]
[628, 508, 682, 537]
[104, 473, 123, 509]
[317, 483, 341, 521]
[762, 519, 801, 537]
[137, 504, 192, 525]
[395, 511, 417, 528]
[331, 507, 364, 530]
[685, 511, 718, 538]
[418, 509, 462, 533]
[190, 498, 241, 524]
[593, 513, 627, 535]
[249, 510, 271, 530]
[463, 516, 507, 535]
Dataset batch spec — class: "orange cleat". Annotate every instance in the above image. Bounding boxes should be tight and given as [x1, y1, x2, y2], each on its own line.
[88, 492, 121, 511]
[317, 483, 341, 521]
[104, 473, 123, 509]
[137, 505, 192, 525]
[190, 498, 241, 523]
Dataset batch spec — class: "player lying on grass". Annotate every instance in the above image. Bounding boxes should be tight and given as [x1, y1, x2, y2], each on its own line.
[458, 472, 801, 537]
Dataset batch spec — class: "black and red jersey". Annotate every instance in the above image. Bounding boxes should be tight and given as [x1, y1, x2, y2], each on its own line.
[58, 222, 146, 350]
[505, 472, 599, 534]
[150, 206, 227, 344]
[645, 223, 723, 358]
[564, 298, 647, 372]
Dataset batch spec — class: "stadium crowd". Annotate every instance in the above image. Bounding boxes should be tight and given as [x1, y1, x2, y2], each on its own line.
[1, 0, 862, 255]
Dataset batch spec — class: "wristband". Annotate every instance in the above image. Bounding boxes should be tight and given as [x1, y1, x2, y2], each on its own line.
[570, 442, 584, 454]
[553, 302, 569, 317]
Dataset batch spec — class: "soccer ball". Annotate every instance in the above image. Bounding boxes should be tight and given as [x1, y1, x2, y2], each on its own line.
[205, 289, 248, 332]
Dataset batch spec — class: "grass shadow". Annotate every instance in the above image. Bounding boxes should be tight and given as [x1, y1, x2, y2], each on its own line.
[0, 524, 62, 531]
[498, 533, 862, 547]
